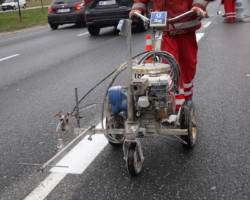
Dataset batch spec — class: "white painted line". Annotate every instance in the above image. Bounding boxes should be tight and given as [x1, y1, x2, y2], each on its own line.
[0, 54, 20, 62]
[203, 21, 212, 28]
[50, 134, 108, 174]
[26, 121, 107, 199]
[77, 32, 89, 36]
[24, 172, 66, 200]
[247, 75, 250, 77]
[196, 33, 204, 42]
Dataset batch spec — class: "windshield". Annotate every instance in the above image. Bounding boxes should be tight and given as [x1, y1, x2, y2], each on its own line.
[4, 0, 17, 3]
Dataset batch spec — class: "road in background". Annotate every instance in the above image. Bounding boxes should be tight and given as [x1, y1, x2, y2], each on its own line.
[0, 1, 249, 199]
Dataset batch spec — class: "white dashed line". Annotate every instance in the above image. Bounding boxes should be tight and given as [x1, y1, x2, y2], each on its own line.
[0, 54, 20, 62]
[203, 21, 212, 28]
[196, 33, 205, 42]
[77, 32, 89, 36]
[247, 75, 250, 77]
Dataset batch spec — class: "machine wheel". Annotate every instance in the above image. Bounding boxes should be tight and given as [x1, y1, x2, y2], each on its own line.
[127, 143, 142, 176]
[87, 25, 100, 36]
[50, 24, 59, 30]
[105, 114, 125, 146]
[180, 101, 197, 148]
[104, 100, 125, 146]
[13, 6, 16, 10]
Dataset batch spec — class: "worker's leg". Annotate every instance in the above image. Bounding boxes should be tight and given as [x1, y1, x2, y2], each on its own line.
[177, 32, 198, 101]
[224, 0, 236, 22]
[162, 35, 184, 110]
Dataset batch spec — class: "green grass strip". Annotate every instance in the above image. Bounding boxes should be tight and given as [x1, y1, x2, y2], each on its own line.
[0, 8, 49, 32]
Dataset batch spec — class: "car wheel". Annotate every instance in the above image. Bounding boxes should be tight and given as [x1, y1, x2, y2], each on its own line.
[87, 25, 100, 36]
[50, 24, 59, 30]
[136, 10, 150, 32]
[23, 4, 26, 9]
[2, 8, 5, 11]
[13, 6, 16, 10]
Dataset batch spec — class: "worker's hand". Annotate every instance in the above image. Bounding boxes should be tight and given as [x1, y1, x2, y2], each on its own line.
[191, 7, 205, 20]
[129, 10, 141, 22]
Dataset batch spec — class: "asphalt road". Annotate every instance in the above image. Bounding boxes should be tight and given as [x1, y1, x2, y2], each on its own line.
[0, 1, 249, 200]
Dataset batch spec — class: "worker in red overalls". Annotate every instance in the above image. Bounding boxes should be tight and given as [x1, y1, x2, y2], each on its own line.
[224, 0, 236, 22]
[130, 0, 209, 110]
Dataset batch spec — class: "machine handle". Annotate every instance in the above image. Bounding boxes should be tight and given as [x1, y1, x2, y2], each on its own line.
[132, 10, 196, 24]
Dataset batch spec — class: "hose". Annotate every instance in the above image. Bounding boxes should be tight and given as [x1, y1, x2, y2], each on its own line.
[101, 61, 128, 130]
[137, 51, 182, 91]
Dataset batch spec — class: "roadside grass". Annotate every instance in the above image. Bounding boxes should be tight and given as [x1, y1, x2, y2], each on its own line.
[0, 8, 48, 32]
[26, 0, 52, 8]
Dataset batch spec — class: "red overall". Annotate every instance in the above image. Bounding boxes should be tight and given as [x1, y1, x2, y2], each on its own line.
[162, 32, 198, 110]
[132, 0, 209, 109]
[224, 0, 236, 22]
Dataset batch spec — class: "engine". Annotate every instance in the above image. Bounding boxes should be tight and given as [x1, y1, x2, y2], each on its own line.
[108, 63, 176, 123]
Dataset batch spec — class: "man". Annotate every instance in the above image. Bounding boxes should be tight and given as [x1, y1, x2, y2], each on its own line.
[130, 0, 209, 110]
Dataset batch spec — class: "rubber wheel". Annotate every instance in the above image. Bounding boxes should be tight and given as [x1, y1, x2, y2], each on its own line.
[180, 102, 197, 148]
[87, 25, 100, 35]
[127, 143, 142, 176]
[105, 101, 125, 146]
[23, 4, 26, 9]
[50, 24, 59, 30]
[13, 6, 16, 10]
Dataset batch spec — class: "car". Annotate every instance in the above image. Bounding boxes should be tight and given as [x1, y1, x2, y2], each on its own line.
[48, 0, 86, 30]
[84, 0, 152, 35]
[1, 0, 26, 11]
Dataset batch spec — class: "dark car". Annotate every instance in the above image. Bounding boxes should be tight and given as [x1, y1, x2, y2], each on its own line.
[48, 0, 86, 30]
[85, 0, 152, 35]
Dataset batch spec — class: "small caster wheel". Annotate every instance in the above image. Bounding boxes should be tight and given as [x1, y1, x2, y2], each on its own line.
[180, 101, 197, 148]
[127, 142, 142, 176]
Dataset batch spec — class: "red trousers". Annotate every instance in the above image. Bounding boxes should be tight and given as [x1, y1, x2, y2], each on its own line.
[224, 0, 236, 21]
[161, 32, 198, 109]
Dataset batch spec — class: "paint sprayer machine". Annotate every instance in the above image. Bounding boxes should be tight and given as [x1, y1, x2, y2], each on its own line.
[51, 10, 198, 176]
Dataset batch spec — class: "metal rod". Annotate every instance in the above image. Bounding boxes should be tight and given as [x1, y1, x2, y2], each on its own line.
[125, 19, 134, 122]
[19, 163, 69, 168]
[40, 125, 94, 171]
[75, 88, 80, 128]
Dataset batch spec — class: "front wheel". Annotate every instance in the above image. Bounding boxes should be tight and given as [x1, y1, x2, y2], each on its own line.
[180, 101, 197, 148]
[50, 24, 59, 30]
[87, 25, 100, 36]
[13, 6, 16, 10]
[126, 143, 142, 176]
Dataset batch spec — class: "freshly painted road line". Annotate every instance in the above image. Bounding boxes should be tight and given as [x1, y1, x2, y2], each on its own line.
[24, 172, 67, 200]
[196, 33, 205, 42]
[25, 31, 205, 200]
[77, 32, 89, 36]
[50, 134, 108, 174]
[204, 21, 212, 28]
[0, 54, 19, 62]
